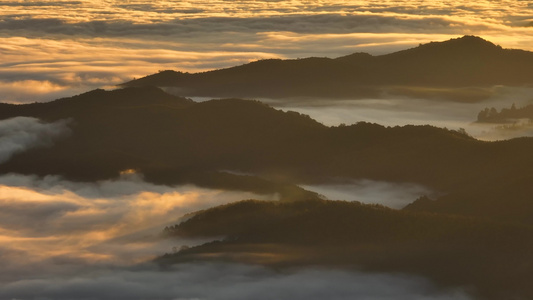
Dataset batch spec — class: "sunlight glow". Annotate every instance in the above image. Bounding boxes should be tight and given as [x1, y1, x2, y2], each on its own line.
[0, 174, 275, 266]
[0, 0, 531, 102]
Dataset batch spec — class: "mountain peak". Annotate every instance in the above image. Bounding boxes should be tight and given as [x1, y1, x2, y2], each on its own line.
[444, 35, 499, 48]
[381, 35, 505, 63]
[50, 86, 194, 110]
[122, 36, 533, 96]
[413, 35, 501, 53]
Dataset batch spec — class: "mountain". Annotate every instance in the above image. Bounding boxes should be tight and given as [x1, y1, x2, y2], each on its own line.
[122, 36, 533, 99]
[0, 86, 194, 121]
[3, 86, 533, 222]
[160, 199, 533, 300]
[4, 86, 533, 297]
[0, 86, 484, 192]
[0, 86, 323, 199]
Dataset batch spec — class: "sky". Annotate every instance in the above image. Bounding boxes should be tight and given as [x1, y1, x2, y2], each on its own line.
[1, 0, 532, 103]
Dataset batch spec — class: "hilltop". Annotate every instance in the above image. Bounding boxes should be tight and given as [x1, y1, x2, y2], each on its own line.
[122, 36, 533, 99]
[160, 198, 533, 300]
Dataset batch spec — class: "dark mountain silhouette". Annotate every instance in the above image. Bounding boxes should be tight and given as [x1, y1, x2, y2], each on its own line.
[160, 199, 533, 300]
[0, 86, 323, 199]
[2, 86, 533, 222]
[405, 170, 533, 224]
[122, 36, 533, 99]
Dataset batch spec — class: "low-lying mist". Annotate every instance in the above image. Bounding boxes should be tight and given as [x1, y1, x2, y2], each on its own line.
[0, 117, 71, 163]
[302, 180, 433, 209]
[0, 172, 277, 282]
[258, 86, 533, 141]
[0, 262, 472, 300]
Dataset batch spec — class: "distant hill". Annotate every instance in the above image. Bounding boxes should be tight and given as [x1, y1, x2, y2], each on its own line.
[3, 86, 533, 222]
[122, 36, 533, 99]
[0, 86, 324, 199]
[160, 199, 533, 300]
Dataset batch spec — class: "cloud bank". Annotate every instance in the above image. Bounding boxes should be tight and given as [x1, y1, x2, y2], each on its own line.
[303, 180, 433, 209]
[0, 117, 71, 163]
[0, 263, 472, 300]
[267, 86, 533, 141]
[0, 0, 532, 103]
[0, 172, 278, 281]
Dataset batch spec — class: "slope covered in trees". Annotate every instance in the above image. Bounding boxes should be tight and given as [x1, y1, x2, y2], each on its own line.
[122, 36, 533, 99]
[4, 85, 533, 298]
[2, 86, 533, 219]
[160, 199, 533, 300]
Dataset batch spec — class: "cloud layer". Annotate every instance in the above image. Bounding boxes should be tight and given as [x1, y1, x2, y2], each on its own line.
[303, 180, 433, 208]
[0, 0, 532, 103]
[0, 117, 71, 163]
[0, 263, 472, 300]
[0, 172, 277, 281]
[265, 86, 533, 141]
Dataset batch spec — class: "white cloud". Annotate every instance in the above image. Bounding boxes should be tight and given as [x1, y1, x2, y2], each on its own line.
[267, 86, 533, 141]
[0, 173, 278, 277]
[0, 262, 472, 300]
[303, 180, 433, 208]
[0, 117, 71, 163]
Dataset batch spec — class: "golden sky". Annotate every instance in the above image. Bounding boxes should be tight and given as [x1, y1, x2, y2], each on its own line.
[0, 0, 532, 102]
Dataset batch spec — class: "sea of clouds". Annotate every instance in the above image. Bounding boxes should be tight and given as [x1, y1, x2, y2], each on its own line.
[0, 0, 531, 103]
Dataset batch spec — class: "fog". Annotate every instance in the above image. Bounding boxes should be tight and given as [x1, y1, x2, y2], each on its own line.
[303, 180, 433, 209]
[0, 172, 277, 282]
[0, 117, 71, 163]
[471, 121, 533, 141]
[262, 86, 533, 141]
[0, 172, 473, 299]
[0, 263, 472, 300]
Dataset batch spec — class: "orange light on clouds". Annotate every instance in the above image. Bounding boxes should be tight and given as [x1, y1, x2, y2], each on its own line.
[0, 173, 277, 266]
[0, 0, 531, 102]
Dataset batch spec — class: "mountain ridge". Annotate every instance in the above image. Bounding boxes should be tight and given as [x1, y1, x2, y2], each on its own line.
[122, 36, 533, 99]
[159, 198, 533, 300]
[3, 87, 533, 223]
